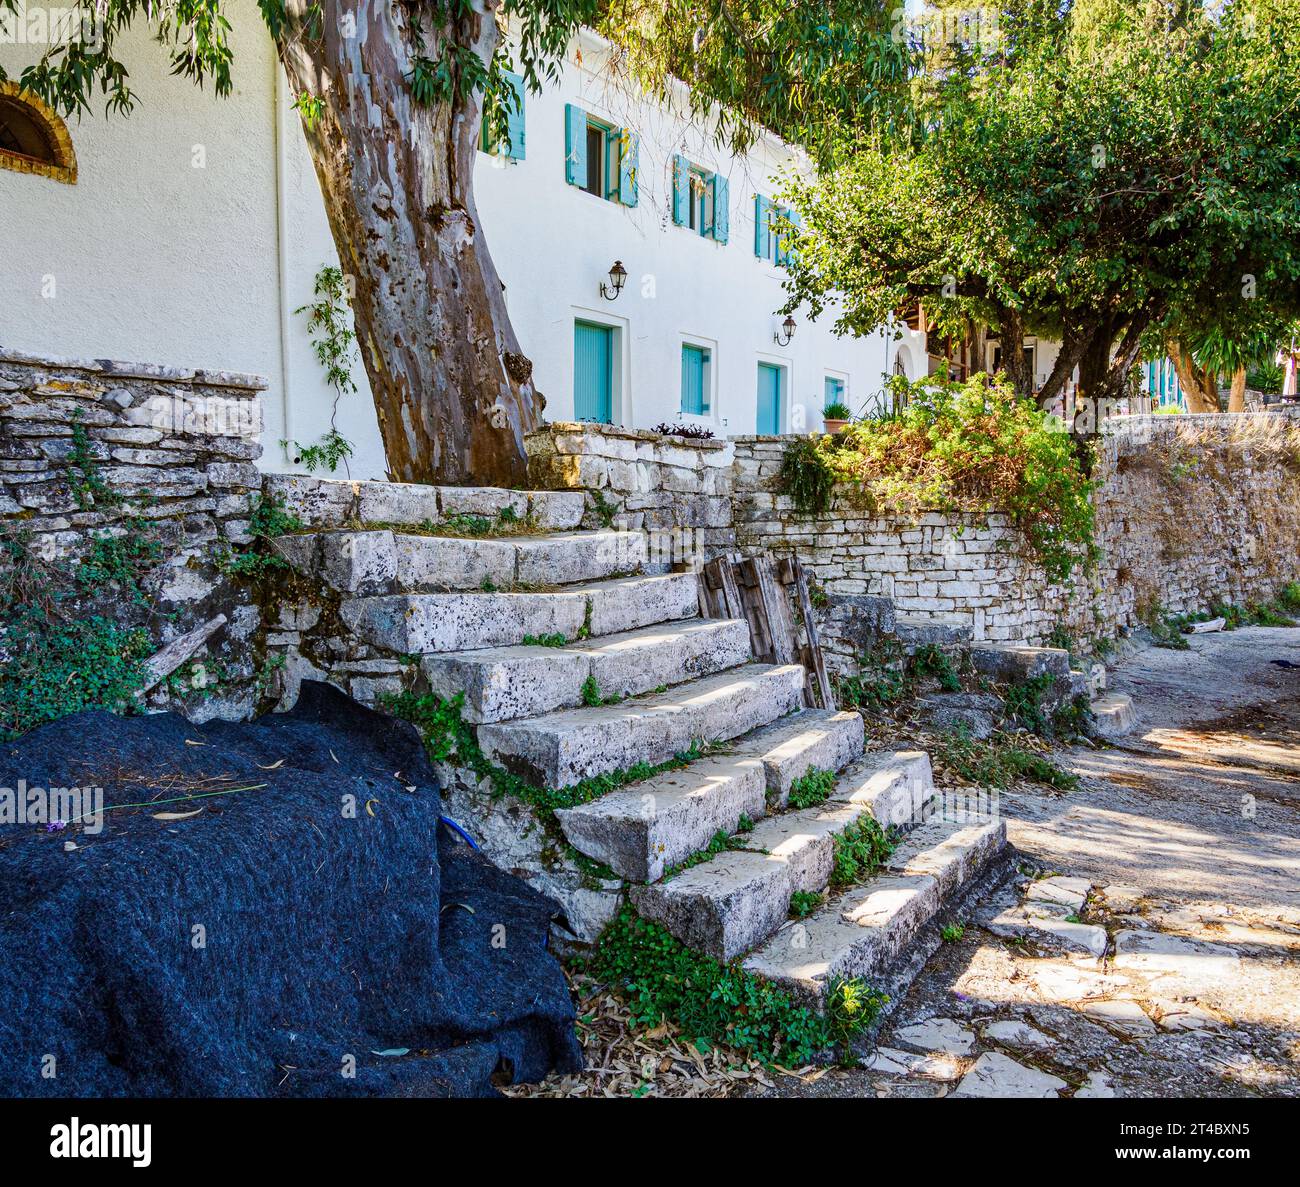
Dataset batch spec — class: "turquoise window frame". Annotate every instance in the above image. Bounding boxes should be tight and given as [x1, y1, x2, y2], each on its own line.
[588, 119, 620, 201]
[687, 167, 714, 237]
[574, 320, 615, 424]
[681, 344, 712, 416]
[757, 362, 784, 435]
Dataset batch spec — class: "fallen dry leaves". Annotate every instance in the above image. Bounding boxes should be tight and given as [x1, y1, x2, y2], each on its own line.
[501, 972, 821, 1100]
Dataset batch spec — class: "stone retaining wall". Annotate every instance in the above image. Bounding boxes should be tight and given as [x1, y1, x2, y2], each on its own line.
[731, 411, 1300, 651]
[0, 347, 268, 720]
[525, 422, 735, 566]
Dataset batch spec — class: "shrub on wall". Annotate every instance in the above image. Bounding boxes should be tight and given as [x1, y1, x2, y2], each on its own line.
[777, 372, 1098, 582]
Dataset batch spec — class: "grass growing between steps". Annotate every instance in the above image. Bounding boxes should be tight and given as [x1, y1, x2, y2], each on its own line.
[580, 675, 624, 707]
[787, 766, 836, 810]
[833, 641, 908, 712]
[384, 689, 729, 819]
[588, 907, 886, 1066]
[662, 815, 758, 880]
[789, 890, 824, 919]
[1001, 672, 1091, 740]
[930, 727, 1078, 791]
[830, 816, 899, 889]
[520, 632, 568, 647]
[912, 643, 962, 691]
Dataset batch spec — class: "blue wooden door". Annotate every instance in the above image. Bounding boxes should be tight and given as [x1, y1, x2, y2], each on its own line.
[757, 362, 783, 434]
[574, 321, 613, 423]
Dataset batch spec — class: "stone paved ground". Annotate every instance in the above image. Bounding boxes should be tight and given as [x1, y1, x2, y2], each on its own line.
[754, 627, 1300, 1098]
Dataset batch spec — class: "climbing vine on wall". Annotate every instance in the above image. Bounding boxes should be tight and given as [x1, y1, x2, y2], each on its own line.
[292, 264, 358, 474]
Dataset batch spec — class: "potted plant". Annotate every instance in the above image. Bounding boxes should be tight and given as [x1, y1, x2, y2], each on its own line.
[822, 401, 852, 433]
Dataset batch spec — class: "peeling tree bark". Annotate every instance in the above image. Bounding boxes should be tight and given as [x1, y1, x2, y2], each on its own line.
[276, 0, 543, 486]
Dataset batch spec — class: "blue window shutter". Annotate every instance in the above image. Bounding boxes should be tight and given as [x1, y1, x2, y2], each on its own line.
[681, 345, 707, 415]
[565, 104, 586, 186]
[774, 206, 801, 266]
[672, 155, 690, 225]
[712, 174, 729, 243]
[504, 71, 526, 160]
[784, 209, 803, 265]
[618, 131, 639, 207]
[754, 194, 771, 258]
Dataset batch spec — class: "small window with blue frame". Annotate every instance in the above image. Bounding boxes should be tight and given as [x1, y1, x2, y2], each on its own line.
[479, 71, 525, 161]
[565, 104, 638, 206]
[681, 344, 712, 415]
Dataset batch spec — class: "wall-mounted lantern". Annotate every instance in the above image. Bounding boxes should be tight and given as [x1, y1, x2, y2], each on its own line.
[600, 260, 628, 301]
[774, 315, 796, 347]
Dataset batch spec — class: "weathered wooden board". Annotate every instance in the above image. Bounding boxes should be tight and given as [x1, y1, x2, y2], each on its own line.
[700, 554, 828, 709]
[699, 556, 743, 621]
[790, 556, 834, 709]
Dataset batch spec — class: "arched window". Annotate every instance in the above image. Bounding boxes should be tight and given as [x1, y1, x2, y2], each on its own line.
[0, 83, 77, 184]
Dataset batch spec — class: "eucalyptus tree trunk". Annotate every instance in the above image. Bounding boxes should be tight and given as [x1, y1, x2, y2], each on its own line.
[275, 0, 543, 486]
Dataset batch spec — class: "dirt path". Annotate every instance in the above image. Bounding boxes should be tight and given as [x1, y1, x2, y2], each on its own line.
[759, 628, 1300, 1099]
[1008, 626, 1300, 914]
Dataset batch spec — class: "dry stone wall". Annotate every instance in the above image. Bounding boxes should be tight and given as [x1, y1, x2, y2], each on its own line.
[525, 422, 735, 567]
[731, 412, 1300, 652]
[0, 347, 268, 721]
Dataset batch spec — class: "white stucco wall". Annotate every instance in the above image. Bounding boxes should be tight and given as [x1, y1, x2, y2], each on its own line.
[472, 33, 920, 439]
[1, 9, 925, 482]
[0, 8, 362, 471]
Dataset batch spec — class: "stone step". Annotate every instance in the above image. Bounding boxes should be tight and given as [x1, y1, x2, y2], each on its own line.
[276, 528, 646, 594]
[968, 643, 1071, 684]
[423, 617, 752, 724]
[339, 572, 699, 654]
[477, 664, 807, 790]
[894, 613, 973, 648]
[829, 749, 935, 826]
[555, 754, 769, 884]
[264, 474, 585, 531]
[630, 749, 935, 961]
[1090, 692, 1137, 738]
[554, 707, 865, 883]
[727, 710, 865, 809]
[741, 816, 1007, 1006]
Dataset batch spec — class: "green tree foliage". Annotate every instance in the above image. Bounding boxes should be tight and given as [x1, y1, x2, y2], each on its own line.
[0, 0, 909, 482]
[783, 0, 1300, 411]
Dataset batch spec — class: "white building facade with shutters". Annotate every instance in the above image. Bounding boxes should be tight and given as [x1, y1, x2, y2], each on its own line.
[0, 13, 933, 480]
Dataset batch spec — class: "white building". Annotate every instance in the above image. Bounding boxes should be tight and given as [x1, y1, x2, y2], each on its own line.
[0, 10, 928, 481]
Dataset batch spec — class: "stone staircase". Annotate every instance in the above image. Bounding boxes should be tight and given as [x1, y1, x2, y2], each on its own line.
[271, 476, 1009, 1020]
